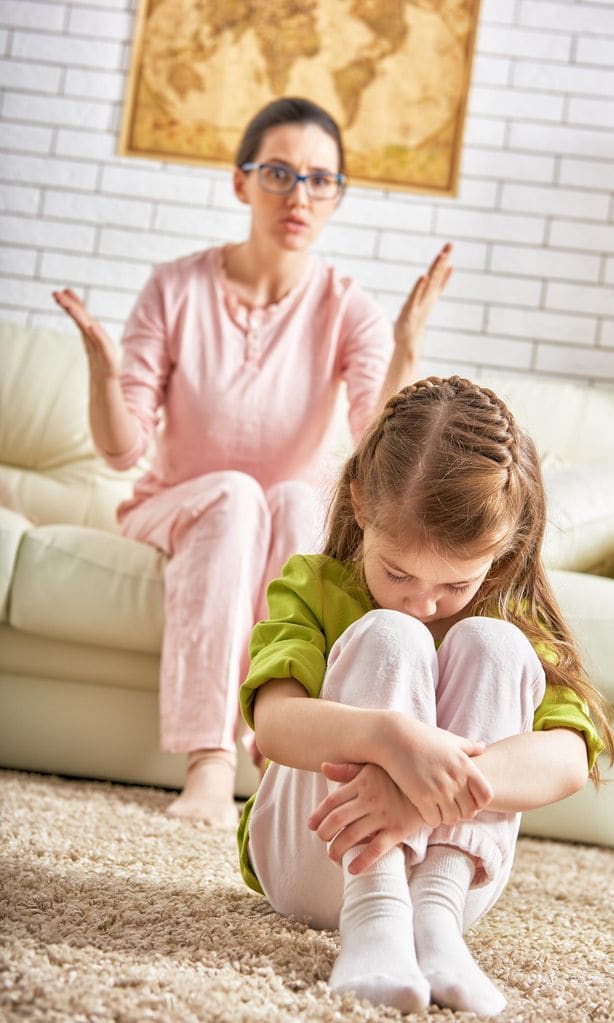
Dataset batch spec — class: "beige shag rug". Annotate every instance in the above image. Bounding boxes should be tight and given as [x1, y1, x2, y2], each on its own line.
[1, 770, 613, 1023]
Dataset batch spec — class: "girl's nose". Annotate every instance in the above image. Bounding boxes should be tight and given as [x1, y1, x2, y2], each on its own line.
[404, 592, 437, 620]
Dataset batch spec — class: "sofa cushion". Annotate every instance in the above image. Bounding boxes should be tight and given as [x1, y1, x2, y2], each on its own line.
[549, 569, 614, 705]
[10, 524, 165, 654]
[0, 321, 93, 470]
[543, 465, 614, 576]
[0, 462, 134, 535]
[0, 321, 142, 532]
[0, 506, 32, 623]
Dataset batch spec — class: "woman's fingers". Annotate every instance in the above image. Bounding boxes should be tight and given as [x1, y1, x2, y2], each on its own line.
[427, 241, 453, 277]
[52, 288, 92, 334]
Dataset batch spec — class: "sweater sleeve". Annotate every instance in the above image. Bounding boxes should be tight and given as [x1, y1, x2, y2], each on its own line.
[240, 556, 328, 730]
[100, 267, 172, 470]
[339, 284, 393, 445]
[534, 685, 605, 771]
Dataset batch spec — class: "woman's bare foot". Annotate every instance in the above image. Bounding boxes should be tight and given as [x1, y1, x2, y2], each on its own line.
[167, 748, 238, 826]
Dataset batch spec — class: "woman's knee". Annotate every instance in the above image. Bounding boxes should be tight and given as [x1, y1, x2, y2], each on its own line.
[170, 471, 269, 547]
[267, 480, 323, 553]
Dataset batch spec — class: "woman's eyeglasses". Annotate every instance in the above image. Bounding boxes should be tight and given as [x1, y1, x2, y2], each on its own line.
[241, 162, 346, 201]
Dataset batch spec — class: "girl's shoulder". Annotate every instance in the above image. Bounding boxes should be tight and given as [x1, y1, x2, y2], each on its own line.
[283, 553, 364, 589]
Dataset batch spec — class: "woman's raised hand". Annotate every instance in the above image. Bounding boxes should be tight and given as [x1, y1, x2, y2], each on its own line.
[393, 242, 453, 359]
[52, 288, 120, 380]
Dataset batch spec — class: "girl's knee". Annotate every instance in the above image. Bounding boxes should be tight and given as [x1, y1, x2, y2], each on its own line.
[444, 616, 539, 667]
[349, 608, 435, 654]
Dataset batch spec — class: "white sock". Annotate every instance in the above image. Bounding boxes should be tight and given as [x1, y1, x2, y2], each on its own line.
[329, 844, 430, 1013]
[410, 844, 507, 1017]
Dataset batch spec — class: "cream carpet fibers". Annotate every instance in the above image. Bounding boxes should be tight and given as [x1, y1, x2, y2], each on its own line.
[1, 770, 613, 1023]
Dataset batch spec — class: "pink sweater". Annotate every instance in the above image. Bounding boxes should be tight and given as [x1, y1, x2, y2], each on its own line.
[107, 247, 393, 510]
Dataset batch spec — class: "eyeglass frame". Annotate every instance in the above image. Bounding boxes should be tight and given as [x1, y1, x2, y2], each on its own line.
[240, 161, 346, 200]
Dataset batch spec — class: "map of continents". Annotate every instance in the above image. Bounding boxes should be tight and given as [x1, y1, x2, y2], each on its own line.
[125, 0, 479, 193]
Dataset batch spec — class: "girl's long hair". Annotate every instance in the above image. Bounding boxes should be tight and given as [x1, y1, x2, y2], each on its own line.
[324, 376, 613, 783]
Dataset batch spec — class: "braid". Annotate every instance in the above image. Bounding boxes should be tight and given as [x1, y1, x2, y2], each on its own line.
[378, 375, 520, 472]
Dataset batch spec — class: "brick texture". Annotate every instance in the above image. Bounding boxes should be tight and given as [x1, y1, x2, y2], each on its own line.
[0, 0, 612, 384]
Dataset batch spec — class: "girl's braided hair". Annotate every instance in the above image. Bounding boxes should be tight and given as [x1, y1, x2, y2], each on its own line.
[324, 376, 613, 782]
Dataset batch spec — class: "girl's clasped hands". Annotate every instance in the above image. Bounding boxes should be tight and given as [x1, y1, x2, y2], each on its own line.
[309, 721, 493, 874]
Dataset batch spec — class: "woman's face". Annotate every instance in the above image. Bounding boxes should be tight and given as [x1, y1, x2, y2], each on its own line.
[234, 122, 341, 253]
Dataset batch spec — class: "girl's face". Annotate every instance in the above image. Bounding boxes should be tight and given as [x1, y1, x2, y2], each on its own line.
[233, 122, 341, 253]
[360, 526, 493, 627]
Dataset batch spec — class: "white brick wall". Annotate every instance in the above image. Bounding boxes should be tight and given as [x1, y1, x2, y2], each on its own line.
[1, 0, 613, 384]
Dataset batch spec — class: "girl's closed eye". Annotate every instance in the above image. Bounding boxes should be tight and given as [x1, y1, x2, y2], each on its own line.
[447, 583, 471, 595]
[384, 569, 412, 584]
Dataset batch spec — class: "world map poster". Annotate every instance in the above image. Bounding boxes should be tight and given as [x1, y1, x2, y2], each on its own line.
[120, 0, 482, 196]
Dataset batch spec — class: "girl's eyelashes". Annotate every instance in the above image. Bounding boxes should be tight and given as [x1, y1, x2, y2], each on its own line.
[384, 568, 411, 584]
[383, 566, 471, 595]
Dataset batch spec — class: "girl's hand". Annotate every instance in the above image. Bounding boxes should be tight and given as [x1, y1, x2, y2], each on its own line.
[384, 715, 493, 827]
[307, 761, 425, 874]
[393, 243, 453, 358]
[52, 288, 120, 380]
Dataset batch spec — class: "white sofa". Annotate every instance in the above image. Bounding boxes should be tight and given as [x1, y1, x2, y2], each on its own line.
[1, 320, 613, 845]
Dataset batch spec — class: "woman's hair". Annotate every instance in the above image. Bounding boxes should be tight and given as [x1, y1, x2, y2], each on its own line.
[235, 97, 345, 175]
[324, 375, 613, 783]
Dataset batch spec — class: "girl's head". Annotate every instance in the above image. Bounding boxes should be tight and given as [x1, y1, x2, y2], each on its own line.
[235, 97, 345, 175]
[325, 375, 545, 621]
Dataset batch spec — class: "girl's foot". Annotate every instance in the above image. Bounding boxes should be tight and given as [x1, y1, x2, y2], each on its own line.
[329, 845, 430, 1013]
[167, 748, 238, 826]
[410, 845, 507, 1017]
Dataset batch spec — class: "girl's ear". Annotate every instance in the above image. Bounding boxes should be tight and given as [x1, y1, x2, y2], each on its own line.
[349, 480, 365, 530]
[233, 166, 250, 205]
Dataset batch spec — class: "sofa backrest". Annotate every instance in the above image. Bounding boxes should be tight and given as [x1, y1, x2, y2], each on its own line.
[0, 321, 139, 532]
[480, 374, 614, 467]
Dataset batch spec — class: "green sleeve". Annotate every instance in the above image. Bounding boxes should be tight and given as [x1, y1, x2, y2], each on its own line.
[534, 685, 605, 771]
[240, 555, 327, 730]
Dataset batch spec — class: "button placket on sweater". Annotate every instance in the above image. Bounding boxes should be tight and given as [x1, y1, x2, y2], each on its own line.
[244, 309, 265, 364]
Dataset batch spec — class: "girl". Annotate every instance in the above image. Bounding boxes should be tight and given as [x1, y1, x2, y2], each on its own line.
[52, 96, 451, 825]
[237, 375, 612, 1016]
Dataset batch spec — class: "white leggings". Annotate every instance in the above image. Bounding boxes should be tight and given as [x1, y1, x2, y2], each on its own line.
[248, 610, 546, 930]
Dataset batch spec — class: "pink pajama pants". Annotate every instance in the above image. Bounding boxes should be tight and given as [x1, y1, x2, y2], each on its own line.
[248, 609, 546, 930]
[120, 471, 320, 752]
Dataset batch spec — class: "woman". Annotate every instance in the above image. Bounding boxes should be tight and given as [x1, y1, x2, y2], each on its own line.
[53, 97, 452, 826]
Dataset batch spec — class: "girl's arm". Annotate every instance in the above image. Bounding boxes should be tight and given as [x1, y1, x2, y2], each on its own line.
[309, 727, 589, 873]
[471, 727, 589, 812]
[52, 288, 139, 458]
[253, 678, 492, 826]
